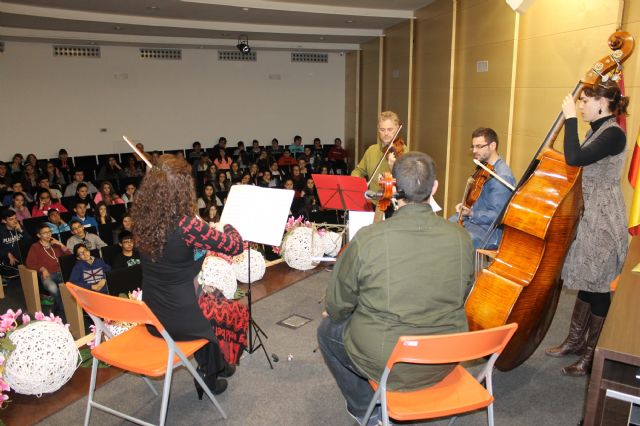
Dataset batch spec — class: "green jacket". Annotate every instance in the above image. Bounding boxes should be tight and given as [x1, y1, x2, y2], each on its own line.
[326, 203, 474, 390]
[351, 143, 390, 193]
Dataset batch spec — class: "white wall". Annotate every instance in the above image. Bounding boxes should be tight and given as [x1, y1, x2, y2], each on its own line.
[0, 42, 346, 160]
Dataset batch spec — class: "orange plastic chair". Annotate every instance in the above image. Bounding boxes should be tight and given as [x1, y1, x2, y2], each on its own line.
[65, 282, 227, 426]
[362, 323, 518, 426]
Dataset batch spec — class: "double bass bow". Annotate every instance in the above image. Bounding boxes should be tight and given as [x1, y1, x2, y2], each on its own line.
[465, 31, 634, 371]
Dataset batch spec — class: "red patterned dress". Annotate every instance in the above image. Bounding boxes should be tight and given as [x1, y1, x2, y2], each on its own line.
[141, 216, 243, 375]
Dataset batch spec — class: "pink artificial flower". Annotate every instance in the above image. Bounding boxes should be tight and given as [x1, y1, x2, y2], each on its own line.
[0, 379, 10, 392]
[21, 314, 30, 325]
[34, 312, 45, 321]
[0, 318, 14, 331]
[0, 394, 8, 402]
[0, 353, 4, 366]
[130, 289, 143, 301]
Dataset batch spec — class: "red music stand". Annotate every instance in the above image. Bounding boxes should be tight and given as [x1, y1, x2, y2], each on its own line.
[312, 174, 372, 212]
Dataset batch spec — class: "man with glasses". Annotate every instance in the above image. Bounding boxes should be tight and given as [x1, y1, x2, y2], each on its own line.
[66, 219, 107, 251]
[452, 127, 515, 249]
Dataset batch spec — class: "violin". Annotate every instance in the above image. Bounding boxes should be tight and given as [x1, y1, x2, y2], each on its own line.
[373, 172, 397, 222]
[388, 137, 406, 158]
[457, 162, 495, 225]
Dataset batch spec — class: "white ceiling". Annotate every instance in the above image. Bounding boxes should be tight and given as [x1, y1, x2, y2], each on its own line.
[0, 0, 436, 52]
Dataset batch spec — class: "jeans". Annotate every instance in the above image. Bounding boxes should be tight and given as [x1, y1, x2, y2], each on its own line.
[41, 271, 62, 296]
[317, 317, 378, 423]
[41, 271, 63, 314]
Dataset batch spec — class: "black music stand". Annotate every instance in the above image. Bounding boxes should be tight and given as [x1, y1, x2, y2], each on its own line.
[219, 185, 294, 369]
[245, 245, 272, 368]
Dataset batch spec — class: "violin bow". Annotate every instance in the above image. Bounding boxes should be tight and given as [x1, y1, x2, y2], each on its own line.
[367, 125, 403, 188]
[472, 159, 515, 192]
[123, 135, 153, 169]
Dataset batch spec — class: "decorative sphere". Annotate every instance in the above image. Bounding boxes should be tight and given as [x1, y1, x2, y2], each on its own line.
[4, 321, 80, 395]
[321, 231, 343, 257]
[198, 255, 237, 299]
[283, 227, 324, 271]
[233, 249, 266, 283]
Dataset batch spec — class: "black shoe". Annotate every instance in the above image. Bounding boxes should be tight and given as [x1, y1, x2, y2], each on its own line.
[219, 363, 236, 378]
[194, 376, 228, 399]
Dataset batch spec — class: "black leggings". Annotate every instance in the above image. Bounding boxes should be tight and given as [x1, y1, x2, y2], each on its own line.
[577, 290, 611, 317]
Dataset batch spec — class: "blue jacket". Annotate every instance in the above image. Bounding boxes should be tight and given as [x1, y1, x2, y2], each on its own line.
[69, 258, 111, 294]
[455, 157, 515, 249]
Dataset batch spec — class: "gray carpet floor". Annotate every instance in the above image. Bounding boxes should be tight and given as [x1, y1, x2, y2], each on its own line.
[39, 270, 588, 426]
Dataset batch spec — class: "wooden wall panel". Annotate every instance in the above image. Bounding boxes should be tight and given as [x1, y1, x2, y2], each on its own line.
[382, 20, 412, 142]
[344, 51, 358, 165]
[358, 38, 381, 162]
[412, 0, 454, 208]
[448, 1, 516, 216]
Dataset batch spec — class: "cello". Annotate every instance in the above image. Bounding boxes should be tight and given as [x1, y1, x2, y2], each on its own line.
[465, 31, 634, 371]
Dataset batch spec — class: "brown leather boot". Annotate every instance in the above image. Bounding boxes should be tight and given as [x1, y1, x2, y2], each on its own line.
[562, 314, 606, 377]
[545, 297, 590, 357]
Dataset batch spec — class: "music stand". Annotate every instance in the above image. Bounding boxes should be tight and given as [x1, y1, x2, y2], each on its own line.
[220, 185, 294, 369]
[311, 174, 371, 212]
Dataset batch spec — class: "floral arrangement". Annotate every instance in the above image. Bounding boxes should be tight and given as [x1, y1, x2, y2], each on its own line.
[272, 216, 324, 256]
[0, 309, 67, 408]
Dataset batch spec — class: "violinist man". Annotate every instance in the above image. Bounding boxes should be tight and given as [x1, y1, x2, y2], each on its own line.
[351, 110, 402, 195]
[318, 152, 474, 426]
[452, 127, 516, 249]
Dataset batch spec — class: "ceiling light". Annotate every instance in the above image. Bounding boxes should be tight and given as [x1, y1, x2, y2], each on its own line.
[236, 34, 251, 55]
[113, 25, 123, 30]
[242, 7, 249, 11]
[344, 20, 354, 23]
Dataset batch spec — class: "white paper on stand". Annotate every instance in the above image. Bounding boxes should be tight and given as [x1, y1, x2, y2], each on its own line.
[220, 185, 294, 246]
[348, 210, 375, 242]
[428, 196, 442, 213]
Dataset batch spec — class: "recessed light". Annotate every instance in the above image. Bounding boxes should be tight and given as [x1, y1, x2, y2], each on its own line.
[345, 20, 353, 23]
[242, 7, 249, 11]
[319, 36, 325, 40]
[113, 25, 123, 30]
[146, 6, 159, 11]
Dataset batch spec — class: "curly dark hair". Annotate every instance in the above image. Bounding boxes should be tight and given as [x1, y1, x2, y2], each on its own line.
[131, 154, 197, 261]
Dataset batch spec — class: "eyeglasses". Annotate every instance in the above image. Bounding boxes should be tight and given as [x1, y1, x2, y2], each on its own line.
[470, 143, 490, 151]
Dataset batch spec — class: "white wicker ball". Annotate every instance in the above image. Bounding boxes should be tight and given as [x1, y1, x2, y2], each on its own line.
[198, 255, 237, 299]
[233, 249, 266, 283]
[107, 322, 134, 337]
[283, 227, 324, 271]
[4, 321, 80, 396]
[321, 231, 343, 257]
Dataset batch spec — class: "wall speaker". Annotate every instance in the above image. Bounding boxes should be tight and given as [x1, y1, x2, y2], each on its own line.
[506, 0, 535, 13]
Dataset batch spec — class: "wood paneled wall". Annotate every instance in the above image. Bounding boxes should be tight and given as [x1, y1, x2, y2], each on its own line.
[382, 20, 413, 144]
[354, 0, 639, 216]
[357, 38, 382, 162]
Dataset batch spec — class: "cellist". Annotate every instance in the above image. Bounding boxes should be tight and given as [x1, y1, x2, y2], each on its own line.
[545, 80, 629, 377]
[451, 127, 515, 249]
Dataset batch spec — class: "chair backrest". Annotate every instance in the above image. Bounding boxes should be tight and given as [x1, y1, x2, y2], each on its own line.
[59, 253, 77, 282]
[386, 323, 518, 369]
[66, 282, 163, 331]
[100, 244, 121, 266]
[106, 264, 142, 296]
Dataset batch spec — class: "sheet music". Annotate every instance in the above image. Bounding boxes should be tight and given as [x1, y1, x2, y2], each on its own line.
[348, 211, 375, 241]
[220, 185, 294, 246]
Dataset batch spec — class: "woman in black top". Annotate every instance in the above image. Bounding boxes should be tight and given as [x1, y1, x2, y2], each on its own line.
[132, 154, 243, 395]
[545, 80, 629, 376]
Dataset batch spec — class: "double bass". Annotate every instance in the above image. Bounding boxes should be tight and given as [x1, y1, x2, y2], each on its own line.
[465, 31, 634, 371]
